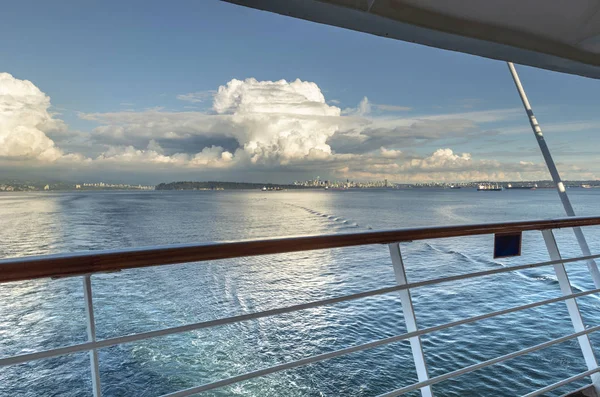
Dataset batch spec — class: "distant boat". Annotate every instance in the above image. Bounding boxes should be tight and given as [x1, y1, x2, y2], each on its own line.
[582, 184, 592, 189]
[449, 185, 462, 189]
[477, 184, 503, 191]
[507, 183, 537, 190]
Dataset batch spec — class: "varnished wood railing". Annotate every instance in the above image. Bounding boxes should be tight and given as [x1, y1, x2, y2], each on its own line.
[1, 216, 600, 284]
[3, 215, 600, 397]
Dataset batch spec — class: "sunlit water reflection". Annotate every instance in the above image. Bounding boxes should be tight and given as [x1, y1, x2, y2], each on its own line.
[1, 189, 600, 396]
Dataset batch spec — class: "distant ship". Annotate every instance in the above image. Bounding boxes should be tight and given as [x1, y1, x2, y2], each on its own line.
[477, 184, 503, 191]
[507, 183, 538, 190]
[449, 185, 462, 189]
[582, 184, 592, 189]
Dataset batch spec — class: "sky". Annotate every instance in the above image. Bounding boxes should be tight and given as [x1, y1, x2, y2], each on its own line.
[1, 0, 600, 184]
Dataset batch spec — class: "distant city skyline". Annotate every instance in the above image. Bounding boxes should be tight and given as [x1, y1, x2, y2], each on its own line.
[3, 175, 599, 193]
[2, 1, 600, 184]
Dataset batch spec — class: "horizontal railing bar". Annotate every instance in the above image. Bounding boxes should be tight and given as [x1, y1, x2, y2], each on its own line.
[158, 334, 414, 397]
[0, 341, 96, 367]
[3, 276, 600, 369]
[410, 287, 600, 349]
[1, 216, 600, 283]
[130, 251, 600, 353]
[522, 368, 600, 397]
[3, 289, 599, 394]
[163, 321, 600, 397]
[405, 253, 600, 292]
[0, 284, 405, 366]
[1, 251, 598, 366]
[377, 325, 600, 397]
[81, 253, 600, 351]
[147, 286, 600, 396]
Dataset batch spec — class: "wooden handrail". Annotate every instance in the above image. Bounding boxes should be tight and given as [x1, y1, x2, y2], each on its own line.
[1, 216, 600, 284]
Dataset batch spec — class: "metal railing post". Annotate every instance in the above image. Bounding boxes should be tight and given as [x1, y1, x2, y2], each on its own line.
[508, 62, 600, 289]
[83, 275, 102, 397]
[542, 230, 600, 393]
[389, 243, 433, 397]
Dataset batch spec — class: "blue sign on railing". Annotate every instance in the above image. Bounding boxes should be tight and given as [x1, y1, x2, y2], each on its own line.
[494, 232, 522, 258]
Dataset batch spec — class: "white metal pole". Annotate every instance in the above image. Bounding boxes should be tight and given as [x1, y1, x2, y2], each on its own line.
[507, 62, 600, 288]
[542, 229, 600, 393]
[389, 243, 433, 397]
[83, 275, 102, 397]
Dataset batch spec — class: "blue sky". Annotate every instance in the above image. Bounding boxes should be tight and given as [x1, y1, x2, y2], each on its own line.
[1, 0, 599, 183]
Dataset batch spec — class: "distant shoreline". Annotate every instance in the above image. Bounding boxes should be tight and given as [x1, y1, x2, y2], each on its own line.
[155, 181, 309, 191]
[2, 179, 600, 192]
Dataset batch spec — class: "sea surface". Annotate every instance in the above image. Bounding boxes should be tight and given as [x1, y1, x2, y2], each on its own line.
[1, 188, 600, 397]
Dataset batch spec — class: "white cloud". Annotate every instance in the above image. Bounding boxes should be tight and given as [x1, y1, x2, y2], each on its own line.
[82, 78, 342, 167]
[74, 79, 595, 181]
[422, 108, 522, 123]
[97, 145, 178, 165]
[176, 90, 215, 103]
[342, 96, 371, 116]
[190, 145, 233, 166]
[355, 97, 371, 117]
[380, 147, 402, 158]
[81, 80, 531, 175]
[341, 97, 411, 116]
[0, 73, 66, 161]
[329, 148, 555, 183]
[95, 144, 233, 168]
[213, 78, 339, 116]
[146, 139, 164, 154]
[375, 104, 412, 112]
[401, 148, 475, 171]
[1, 72, 595, 183]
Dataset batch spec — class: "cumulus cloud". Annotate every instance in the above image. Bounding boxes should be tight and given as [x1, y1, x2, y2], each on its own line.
[401, 148, 476, 171]
[78, 79, 532, 177]
[1, 72, 593, 183]
[211, 78, 341, 163]
[342, 97, 371, 117]
[327, 118, 478, 155]
[96, 143, 232, 168]
[319, 146, 561, 183]
[380, 147, 402, 158]
[86, 78, 343, 166]
[0, 73, 66, 161]
[73, 78, 593, 181]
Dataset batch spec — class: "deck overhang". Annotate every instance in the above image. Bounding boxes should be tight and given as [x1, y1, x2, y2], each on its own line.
[223, 0, 600, 79]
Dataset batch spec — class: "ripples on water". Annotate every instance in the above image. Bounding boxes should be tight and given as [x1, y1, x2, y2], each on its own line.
[2, 189, 600, 396]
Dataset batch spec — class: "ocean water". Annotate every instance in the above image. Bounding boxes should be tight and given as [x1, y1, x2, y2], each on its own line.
[1, 188, 600, 397]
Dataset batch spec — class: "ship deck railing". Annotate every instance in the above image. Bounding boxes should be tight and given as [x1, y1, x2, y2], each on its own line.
[2, 216, 600, 396]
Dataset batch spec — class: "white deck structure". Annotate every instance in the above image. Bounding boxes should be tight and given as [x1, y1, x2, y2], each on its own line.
[224, 0, 600, 79]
